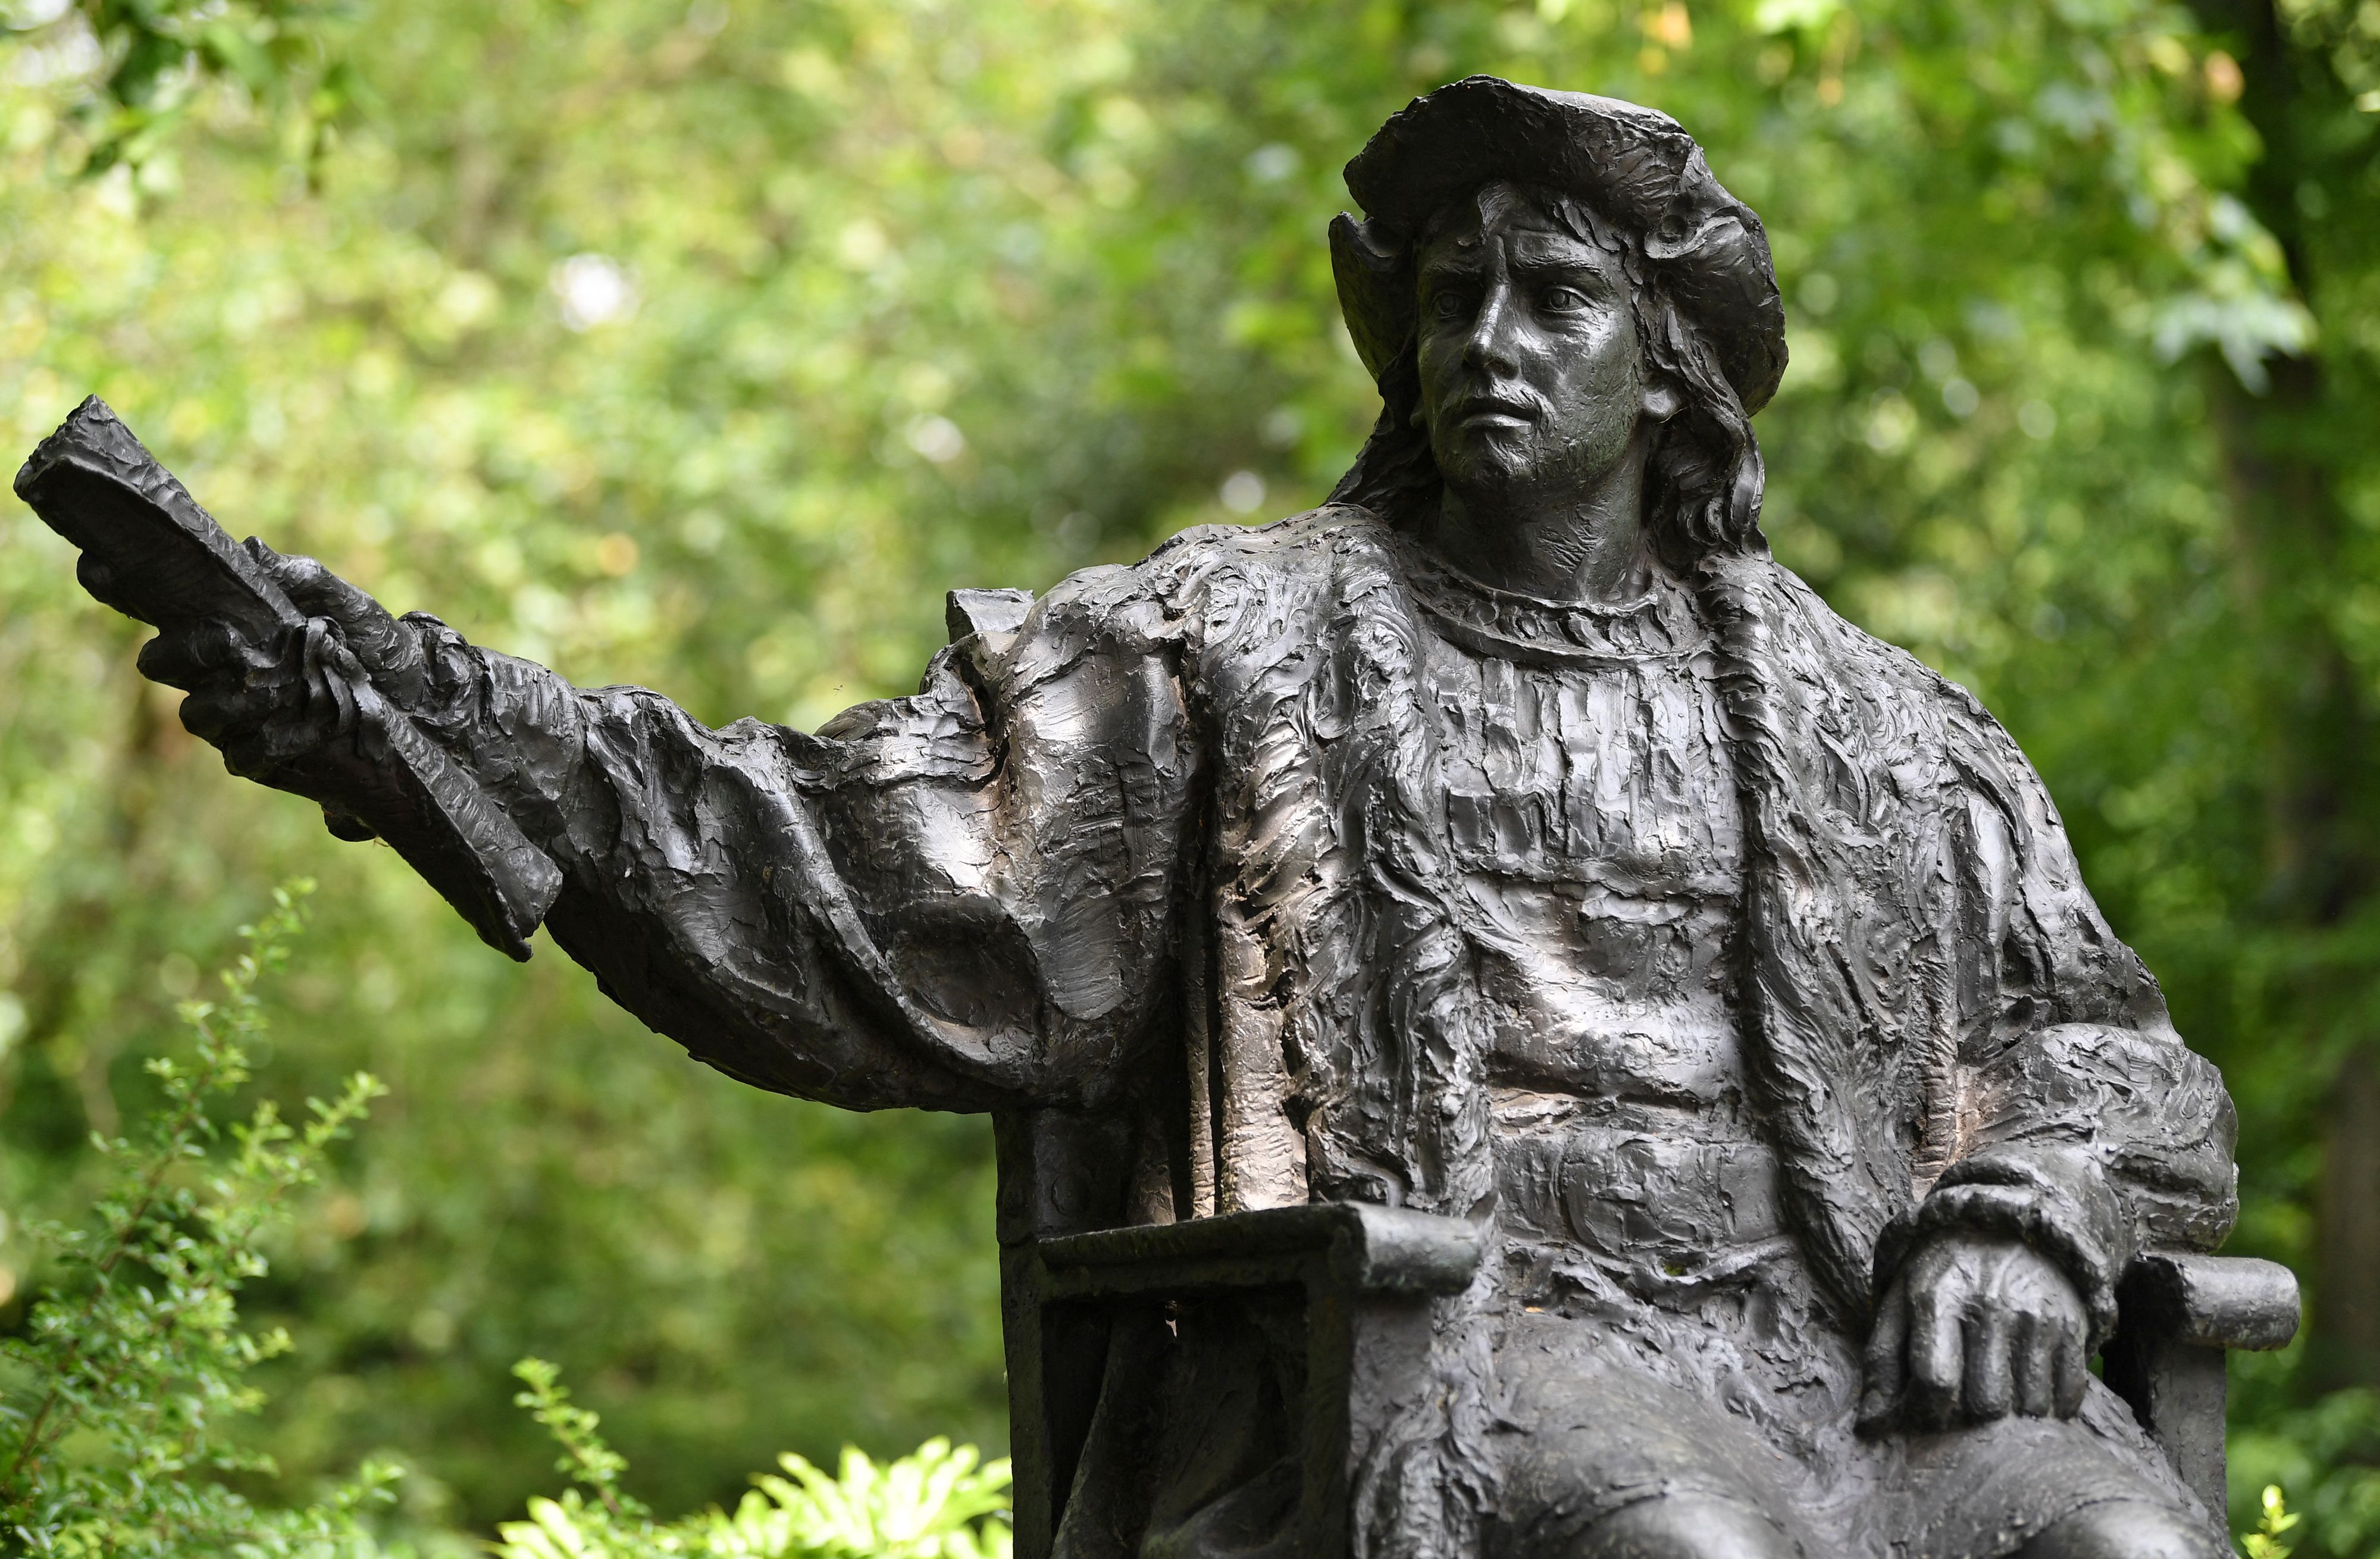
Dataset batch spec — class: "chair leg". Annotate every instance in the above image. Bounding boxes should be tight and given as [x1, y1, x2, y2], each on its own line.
[2101, 1326, 2228, 1517]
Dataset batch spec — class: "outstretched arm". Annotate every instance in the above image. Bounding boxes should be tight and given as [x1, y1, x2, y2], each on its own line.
[141, 550, 1207, 1115]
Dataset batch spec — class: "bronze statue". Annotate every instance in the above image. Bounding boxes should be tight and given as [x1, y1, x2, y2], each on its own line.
[21, 77, 2257, 1559]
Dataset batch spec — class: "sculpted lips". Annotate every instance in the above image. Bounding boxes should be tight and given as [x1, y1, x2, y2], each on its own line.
[1455, 393, 1540, 429]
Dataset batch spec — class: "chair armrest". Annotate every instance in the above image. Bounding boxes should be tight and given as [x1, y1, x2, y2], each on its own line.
[1005, 1203, 1483, 1559]
[1034, 1202, 1486, 1300]
[2102, 1253, 2299, 1517]
[2117, 1253, 2300, 1351]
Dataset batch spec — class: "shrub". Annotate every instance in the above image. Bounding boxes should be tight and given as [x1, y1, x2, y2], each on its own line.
[494, 1361, 1011, 1559]
[0, 883, 393, 1555]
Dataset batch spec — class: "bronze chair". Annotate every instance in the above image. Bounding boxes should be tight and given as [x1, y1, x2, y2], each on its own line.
[995, 1109, 2300, 1558]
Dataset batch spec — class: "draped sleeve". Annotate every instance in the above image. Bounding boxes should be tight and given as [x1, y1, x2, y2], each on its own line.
[375, 560, 1207, 1115]
[1878, 663, 2239, 1345]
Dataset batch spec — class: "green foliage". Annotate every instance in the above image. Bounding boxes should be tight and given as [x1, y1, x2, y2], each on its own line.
[3, 0, 356, 186]
[0, 0, 2375, 1547]
[0, 882, 394, 1555]
[511, 1359, 649, 1531]
[2230, 1383, 2380, 1556]
[697, 1442, 1010, 1559]
[492, 1362, 1010, 1559]
[2244, 1484, 2304, 1559]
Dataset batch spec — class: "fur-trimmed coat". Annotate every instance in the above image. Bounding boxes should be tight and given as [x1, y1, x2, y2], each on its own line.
[378, 506, 2236, 1545]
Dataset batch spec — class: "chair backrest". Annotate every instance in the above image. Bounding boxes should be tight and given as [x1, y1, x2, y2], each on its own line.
[994, 1107, 1139, 1247]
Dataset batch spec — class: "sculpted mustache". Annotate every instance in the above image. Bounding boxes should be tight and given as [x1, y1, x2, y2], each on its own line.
[1448, 386, 1550, 419]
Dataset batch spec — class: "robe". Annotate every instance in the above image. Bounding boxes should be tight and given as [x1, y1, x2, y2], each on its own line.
[361, 506, 2236, 1554]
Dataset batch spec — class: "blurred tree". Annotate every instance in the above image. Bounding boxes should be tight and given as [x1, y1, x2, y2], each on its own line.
[1, 0, 2373, 1547]
[2180, 0, 2380, 1388]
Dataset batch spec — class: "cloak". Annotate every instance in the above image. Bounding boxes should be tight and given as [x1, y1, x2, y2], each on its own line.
[374, 505, 2235, 1551]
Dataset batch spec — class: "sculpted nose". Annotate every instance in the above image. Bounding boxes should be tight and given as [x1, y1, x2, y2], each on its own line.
[1461, 283, 1522, 377]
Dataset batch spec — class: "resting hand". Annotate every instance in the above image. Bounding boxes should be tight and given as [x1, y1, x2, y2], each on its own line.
[135, 544, 424, 777]
[1860, 1231, 2088, 1432]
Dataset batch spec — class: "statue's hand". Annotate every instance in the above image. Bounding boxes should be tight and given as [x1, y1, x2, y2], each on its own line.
[136, 545, 427, 777]
[1859, 1231, 2088, 1432]
[251, 542, 429, 703]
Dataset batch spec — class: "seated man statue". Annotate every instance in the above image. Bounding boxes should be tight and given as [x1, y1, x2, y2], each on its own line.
[131, 77, 2237, 1559]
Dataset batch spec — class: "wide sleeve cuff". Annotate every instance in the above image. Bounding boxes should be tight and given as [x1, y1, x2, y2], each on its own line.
[393, 611, 592, 829]
[1872, 1147, 2135, 1348]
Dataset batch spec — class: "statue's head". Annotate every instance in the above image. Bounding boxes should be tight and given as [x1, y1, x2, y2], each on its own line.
[1328, 78, 1787, 572]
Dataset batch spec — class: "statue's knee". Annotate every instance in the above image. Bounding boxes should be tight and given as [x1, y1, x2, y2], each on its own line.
[1570, 1494, 1797, 1559]
[2019, 1499, 2224, 1559]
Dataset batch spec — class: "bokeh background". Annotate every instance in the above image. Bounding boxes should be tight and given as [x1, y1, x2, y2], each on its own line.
[2, 0, 2377, 1548]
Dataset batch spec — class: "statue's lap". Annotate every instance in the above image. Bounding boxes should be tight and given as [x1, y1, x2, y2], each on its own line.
[1486, 1270, 2205, 1557]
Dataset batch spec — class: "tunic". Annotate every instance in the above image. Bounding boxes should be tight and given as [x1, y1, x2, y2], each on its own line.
[1400, 538, 1768, 1272]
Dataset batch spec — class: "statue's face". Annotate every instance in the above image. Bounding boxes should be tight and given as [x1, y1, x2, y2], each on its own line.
[1414, 188, 1653, 502]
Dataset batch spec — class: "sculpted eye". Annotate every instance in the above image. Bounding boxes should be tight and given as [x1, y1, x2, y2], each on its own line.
[1542, 286, 1590, 312]
[1429, 289, 1472, 320]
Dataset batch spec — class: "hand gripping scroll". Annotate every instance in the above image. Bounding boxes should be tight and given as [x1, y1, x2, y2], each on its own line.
[15, 397, 563, 960]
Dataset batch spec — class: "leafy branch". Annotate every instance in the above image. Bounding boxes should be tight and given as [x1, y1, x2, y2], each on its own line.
[0, 881, 397, 1556]
[513, 1357, 652, 1530]
[497, 1361, 1011, 1559]
[2240, 1484, 2301, 1559]
[2, 0, 360, 180]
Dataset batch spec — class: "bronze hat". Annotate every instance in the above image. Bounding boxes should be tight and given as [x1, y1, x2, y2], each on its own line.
[1332, 76, 1789, 415]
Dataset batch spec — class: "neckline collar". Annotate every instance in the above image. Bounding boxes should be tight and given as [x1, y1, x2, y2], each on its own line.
[1390, 531, 1709, 665]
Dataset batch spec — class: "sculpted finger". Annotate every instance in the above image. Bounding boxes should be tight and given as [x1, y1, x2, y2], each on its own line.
[2011, 1311, 2054, 1418]
[270, 552, 359, 619]
[178, 682, 259, 745]
[268, 552, 424, 696]
[1859, 1279, 1910, 1429]
[2053, 1329, 2088, 1419]
[265, 549, 396, 641]
[137, 630, 206, 689]
[137, 621, 262, 691]
[1908, 1282, 1963, 1431]
[246, 538, 311, 600]
[296, 619, 365, 733]
[216, 722, 282, 779]
[1962, 1306, 2013, 1422]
